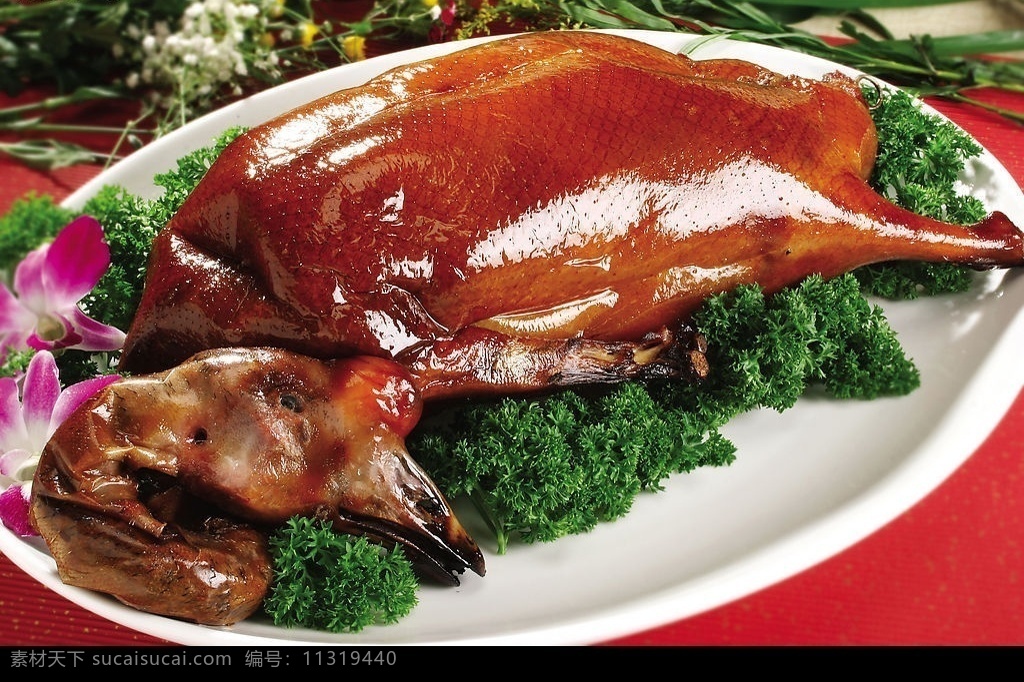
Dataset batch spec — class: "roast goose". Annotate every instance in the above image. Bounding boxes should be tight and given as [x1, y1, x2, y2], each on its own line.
[30, 31, 1024, 626]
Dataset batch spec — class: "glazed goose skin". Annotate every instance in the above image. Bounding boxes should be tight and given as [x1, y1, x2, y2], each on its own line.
[32, 31, 1024, 628]
[119, 30, 1024, 388]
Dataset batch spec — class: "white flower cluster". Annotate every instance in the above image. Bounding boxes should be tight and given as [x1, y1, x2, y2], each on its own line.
[121, 0, 285, 123]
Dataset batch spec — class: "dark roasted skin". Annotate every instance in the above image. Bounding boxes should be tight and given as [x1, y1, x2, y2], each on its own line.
[120, 31, 1024, 382]
[30, 491, 272, 627]
[31, 348, 484, 625]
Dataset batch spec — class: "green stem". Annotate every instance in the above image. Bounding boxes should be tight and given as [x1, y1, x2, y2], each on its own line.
[0, 0, 73, 20]
[945, 92, 1024, 124]
[852, 31, 1024, 60]
[104, 103, 160, 170]
[469, 486, 508, 554]
[751, 0, 978, 7]
[0, 139, 114, 169]
[0, 87, 124, 120]
[832, 50, 970, 81]
[0, 0, 124, 23]
[0, 95, 83, 119]
[923, 30, 1024, 57]
[0, 122, 154, 135]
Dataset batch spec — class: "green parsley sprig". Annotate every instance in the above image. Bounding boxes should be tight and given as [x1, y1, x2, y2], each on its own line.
[264, 517, 419, 633]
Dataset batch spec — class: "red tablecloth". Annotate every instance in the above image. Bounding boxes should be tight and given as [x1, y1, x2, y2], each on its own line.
[1, 38, 1023, 647]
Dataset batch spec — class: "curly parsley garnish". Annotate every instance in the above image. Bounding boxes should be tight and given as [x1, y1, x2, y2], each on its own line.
[264, 517, 419, 633]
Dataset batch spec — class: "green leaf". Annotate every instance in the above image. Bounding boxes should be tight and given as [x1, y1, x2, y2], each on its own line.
[750, 0, 970, 7]
[593, 0, 678, 29]
[264, 517, 419, 633]
[0, 139, 100, 170]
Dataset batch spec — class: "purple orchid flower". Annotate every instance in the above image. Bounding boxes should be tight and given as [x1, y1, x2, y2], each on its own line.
[0, 351, 119, 536]
[0, 215, 126, 357]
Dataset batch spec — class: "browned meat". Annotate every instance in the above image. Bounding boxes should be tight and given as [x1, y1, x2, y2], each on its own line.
[120, 31, 1024, 385]
[34, 30, 1024, 627]
[30, 491, 272, 626]
[31, 348, 484, 624]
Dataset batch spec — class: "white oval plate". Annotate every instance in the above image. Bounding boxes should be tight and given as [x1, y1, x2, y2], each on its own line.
[2, 30, 1023, 646]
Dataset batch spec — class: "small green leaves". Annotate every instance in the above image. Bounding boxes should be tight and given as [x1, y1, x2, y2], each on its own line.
[265, 517, 419, 633]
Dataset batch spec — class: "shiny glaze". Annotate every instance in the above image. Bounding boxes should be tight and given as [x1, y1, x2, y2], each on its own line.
[30, 348, 484, 625]
[120, 31, 1024, 381]
[48, 32, 1024, 625]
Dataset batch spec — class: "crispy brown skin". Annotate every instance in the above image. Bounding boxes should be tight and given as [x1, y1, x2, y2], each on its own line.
[120, 31, 1024, 384]
[35, 31, 1024, 627]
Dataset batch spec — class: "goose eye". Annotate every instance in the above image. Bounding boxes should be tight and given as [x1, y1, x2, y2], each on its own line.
[191, 428, 208, 445]
[280, 394, 303, 413]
